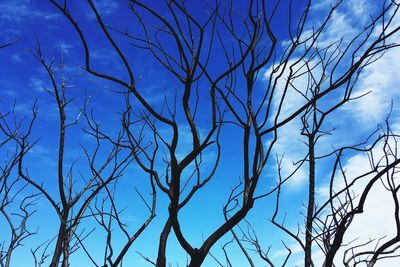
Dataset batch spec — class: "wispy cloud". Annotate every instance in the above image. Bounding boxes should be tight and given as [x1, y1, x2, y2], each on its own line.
[93, 0, 119, 15]
[55, 41, 74, 55]
[263, 59, 313, 190]
[315, 131, 400, 266]
[264, 2, 400, 264]
[1, 89, 18, 98]
[29, 144, 50, 156]
[0, 0, 60, 23]
[349, 48, 400, 124]
[86, 0, 119, 20]
[29, 77, 47, 92]
[11, 53, 22, 63]
[14, 103, 32, 114]
[267, 0, 400, 192]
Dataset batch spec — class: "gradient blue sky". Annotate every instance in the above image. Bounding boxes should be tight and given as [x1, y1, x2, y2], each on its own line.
[1, 0, 400, 266]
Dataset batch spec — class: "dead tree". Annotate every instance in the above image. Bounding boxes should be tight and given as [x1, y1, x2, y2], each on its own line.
[8, 44, 138, 266]
[80, 93, 157, 267]
[0, 103, 38, 267]
[0, 39, 37, 267]
[33, 0, 400, 266]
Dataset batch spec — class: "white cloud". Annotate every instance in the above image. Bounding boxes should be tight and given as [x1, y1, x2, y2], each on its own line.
[86, 0, 119, 20]
[310, 3, 400, 264]
[93, 0, 119, 15]
[158, 124, 214, 163]
[271, 119, 308, 190]
[14, 103, 32, 114]
[28, 77, 47, 92]
[272, 242, 303, 259]
[320, 10, 356, 46]
[344, 0, 373, 24]
[267, 0, 400, 190]
[315, 124, 400, 266]
[263, 59, 319, 190]
[56, 41, 74, 55]
[300, 1, 400, 126]
[1, 89, 18, 97]
[265, 58, 310, 120]
[265, 2, 400, 265]
[350, 48, 400, 124]
[29, 144, 50, 156]
[11, 53, 22, 63]
[0, 0, 59, 23]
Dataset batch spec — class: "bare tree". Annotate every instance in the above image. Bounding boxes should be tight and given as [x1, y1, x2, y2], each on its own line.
[0, 103, 38, 267]
[45, 0, 400, 266]
[1, 0, 400, 266]
[0, 39, 37, 267]
[7, 44, 139, 266]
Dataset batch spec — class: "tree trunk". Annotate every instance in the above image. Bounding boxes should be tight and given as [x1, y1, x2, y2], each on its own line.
[49, 212, 69, 267]
[156, 218, 172, 267]
[305, 135, 315, 267]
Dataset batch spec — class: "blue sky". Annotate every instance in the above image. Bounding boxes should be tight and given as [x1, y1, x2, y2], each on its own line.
[1, 0, 400, 266]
